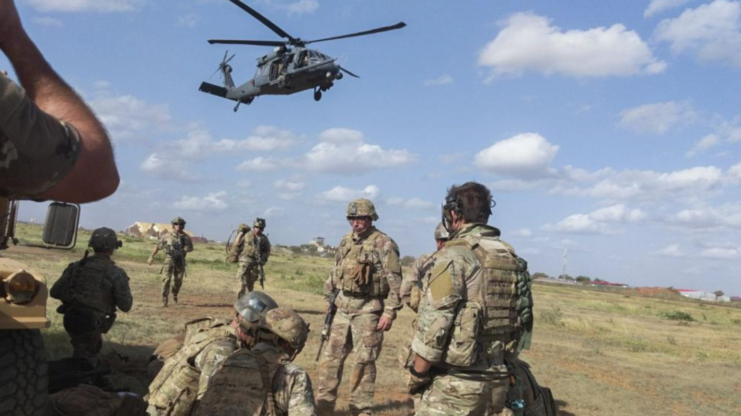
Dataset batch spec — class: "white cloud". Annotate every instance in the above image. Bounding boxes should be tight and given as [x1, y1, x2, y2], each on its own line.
[273, 179, 305, 191]
[236, 157, 281, 172]
[644, 0, 694, 18]
[654, 244, 684, 257]
[32, 17, 63, 27]
[217, 125, 297, 152]
[27, 0, 145, 12]
[474, 133, 559, 179]
[264, 207, 286, 218]
[424, 74, 454, 86]
[512, 228, 533, 238]
[173, 191, 229, 212]
[300, 128, 414, 174]
[686, 134, 721, 157]
[701, 247, 739, 259]
[543, 204, 645, 235]
[654, 0, 741, 67]
[318, 185, 380, 202]
[237, 179, 251, 188]
[386, 197, 434, 210]
[90, 95, 172, 141]
[140, 153, 198, 182]
[663, 204, 741, 230]
[176, 14, 199, 28]
[618, 101, 696, 135]
[728, 161, 741, 182]
[478, 12, 666, 79]
[286, 0, 318, 15]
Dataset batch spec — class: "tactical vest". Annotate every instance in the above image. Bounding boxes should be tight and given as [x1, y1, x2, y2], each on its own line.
[147, 325, 237, 415]
[335, 230, 390, 297]
[241, 234, 260, 260]
[193, 349, 282, 416]
[442, 236, 532, 366]
[63, 259, 116, 314]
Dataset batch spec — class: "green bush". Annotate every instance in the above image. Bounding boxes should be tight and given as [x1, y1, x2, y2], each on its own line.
[660, 310, 694, 322]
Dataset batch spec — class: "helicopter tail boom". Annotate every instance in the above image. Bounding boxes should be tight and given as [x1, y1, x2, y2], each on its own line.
[199, 82, 230, 99]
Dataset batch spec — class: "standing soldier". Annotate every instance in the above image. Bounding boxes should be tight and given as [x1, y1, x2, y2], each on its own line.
[400, 223, 449, 313]
[192, 307, 316, 416]
[147, 217, 193, 307]
[147, 292, 280, 415]
[405, 182, 535, 416]
[50, 228, 133, 365]
[234, 218, 271, 297]
[316, 198, 403, 416]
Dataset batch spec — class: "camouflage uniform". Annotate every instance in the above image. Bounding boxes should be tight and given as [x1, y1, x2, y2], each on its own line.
[192, 342, 316, 416]
[50, 253, 133, 360]
[316, 226, 403, 416]
[411, 223, 533, 416]
[147, 323, 240, 416]
[400, 253, 433, 313]
[235, 230, 271, 296]
[0, 72, 80, 200]
[156, 232, 193, 303]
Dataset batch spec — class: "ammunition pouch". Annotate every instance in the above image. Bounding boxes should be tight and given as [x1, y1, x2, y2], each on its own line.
[337, 231, 389, 297]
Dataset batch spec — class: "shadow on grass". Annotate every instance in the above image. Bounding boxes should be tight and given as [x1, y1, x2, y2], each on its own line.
[334, 399, 415, 416]
[556, 399, 576, 416]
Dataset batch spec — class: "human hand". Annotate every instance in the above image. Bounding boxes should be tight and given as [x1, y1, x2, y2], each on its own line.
[0, 1, 24, 51]
[377, 314, 393, 331]
[147, 256, 154, 266]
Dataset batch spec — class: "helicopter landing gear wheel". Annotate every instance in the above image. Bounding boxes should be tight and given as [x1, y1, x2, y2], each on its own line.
[314, 89, 322, 102]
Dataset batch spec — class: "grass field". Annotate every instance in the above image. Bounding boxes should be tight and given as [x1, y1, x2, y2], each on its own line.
[5, 224, 741, 415]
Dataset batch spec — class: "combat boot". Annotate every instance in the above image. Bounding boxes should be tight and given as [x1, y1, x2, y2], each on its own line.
[173, 295, 178, 305]
[162, 297, 168, 307]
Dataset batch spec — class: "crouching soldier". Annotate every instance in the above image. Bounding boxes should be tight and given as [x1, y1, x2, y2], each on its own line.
[146, 292, 279, 415]
[50, 227, 133, 366]
[192, 307, 316, 416]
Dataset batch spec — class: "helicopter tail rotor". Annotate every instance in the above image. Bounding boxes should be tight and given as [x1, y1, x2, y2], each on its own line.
[210, 50, 236, 80]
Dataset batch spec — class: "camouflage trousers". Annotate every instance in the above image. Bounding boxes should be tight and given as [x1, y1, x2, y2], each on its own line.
[161, 263, 185, 301]
[316, 310, 383, 416]
[415, 367, 509, 416]
[62, 308, 103, 360]
[236, 261, 260, 297]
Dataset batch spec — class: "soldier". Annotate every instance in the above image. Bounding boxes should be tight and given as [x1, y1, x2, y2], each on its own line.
[146, 291, 278, 379]
[50, 228, 133, 365]
[147, 292, 279, 415]
[147, 217, 194, 307]
[400, 223, 449, 313]
[192, 307, 316, 416]
[316, 198, 403, 416]
[234, 218, 271, 297]
[406, 182, 535, 416]
[0, 0, 119, 203]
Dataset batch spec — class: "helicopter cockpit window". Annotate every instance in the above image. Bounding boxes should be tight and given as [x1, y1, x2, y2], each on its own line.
[298, 51, 309, 68]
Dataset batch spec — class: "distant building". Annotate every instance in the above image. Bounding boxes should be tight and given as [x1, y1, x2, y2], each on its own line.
[677, 289, 729, 302]
[124, 222, 208, 243]
[731, 296, 741, 302]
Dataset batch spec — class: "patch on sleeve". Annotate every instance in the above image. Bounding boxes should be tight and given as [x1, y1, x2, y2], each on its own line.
[428, 260, 455, 301]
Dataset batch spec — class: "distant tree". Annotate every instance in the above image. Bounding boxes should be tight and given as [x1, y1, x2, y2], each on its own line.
[559, 274, 574, 281]
[532, 272, 549, 280]
[594, 278, 605, 283]
[714, 290, 725, 297]
[575, 276, 591, 284]
[401, 255, 416, 267]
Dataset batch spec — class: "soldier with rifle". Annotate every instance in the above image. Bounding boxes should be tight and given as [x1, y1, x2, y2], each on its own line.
[234, 218, 271, 297]
[148, 217, 194, 307]
[50, 228, 133, 366]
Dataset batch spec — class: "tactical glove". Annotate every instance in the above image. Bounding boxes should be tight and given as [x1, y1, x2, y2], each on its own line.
[406, 367, 431, 396]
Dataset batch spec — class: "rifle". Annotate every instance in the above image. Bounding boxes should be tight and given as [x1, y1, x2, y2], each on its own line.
[315, 289, 340, 361]
[255, 234, 265, 289]
[259, 262, 265, 289]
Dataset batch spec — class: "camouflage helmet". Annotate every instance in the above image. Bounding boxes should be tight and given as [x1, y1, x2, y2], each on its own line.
[171, 217, 186, 227]
[234, 291, 278, 326]
[434, 223, 449, 241]
[253, 218, 266, 229]
[88, 227, 122, 251]
[346, 198, 379, 221]
[262, 307, 309, 354]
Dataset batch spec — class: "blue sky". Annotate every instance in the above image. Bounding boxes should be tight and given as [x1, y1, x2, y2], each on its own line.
[6, 0, 741, 295]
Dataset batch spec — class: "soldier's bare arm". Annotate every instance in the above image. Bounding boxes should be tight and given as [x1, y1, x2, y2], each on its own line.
[0, 0, 119, 203]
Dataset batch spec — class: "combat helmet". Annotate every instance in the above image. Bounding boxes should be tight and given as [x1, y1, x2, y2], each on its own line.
[434, 223, 449, 241]
[253, 218, 266, 229]
[234, 291, 278, 327]
[262, 307, 309, 358]
[346, 198, 379, 221]
[171, 217, 186, 227]
[88, 227, 122, 251]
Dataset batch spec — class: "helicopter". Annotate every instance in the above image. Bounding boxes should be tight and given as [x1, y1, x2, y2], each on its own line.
[198, 0, 406, 112]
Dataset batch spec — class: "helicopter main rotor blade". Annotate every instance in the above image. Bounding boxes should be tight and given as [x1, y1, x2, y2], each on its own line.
[227, 0, 296, 43]
[208, 39, 287, 47]
[339, 66, 360, 78]
[303, 22, 406, 45]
